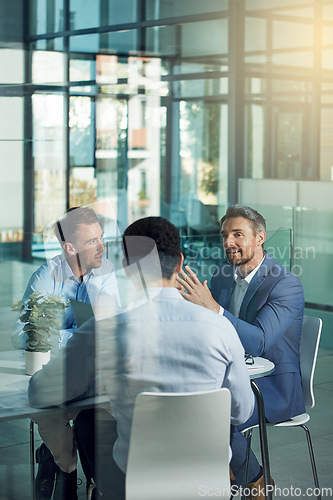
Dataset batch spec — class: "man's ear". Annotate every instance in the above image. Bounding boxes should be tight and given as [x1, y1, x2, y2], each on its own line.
[256, 231, 266, 247]
[174, 253, 184, 274]
[63, 242, 77, 256]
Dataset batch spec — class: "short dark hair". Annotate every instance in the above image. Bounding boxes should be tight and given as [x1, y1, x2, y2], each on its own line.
[54, 206, 100, 244]
[123, 216, 181, 279]
[220, 205, 266, 234]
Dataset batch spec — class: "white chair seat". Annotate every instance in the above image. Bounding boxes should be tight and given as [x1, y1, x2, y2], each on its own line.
[272, 413, 310, 427]
[242, 412, 310, 434]
[241, 316, 322, 499]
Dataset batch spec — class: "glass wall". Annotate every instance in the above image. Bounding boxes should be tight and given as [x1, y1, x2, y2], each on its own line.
[0, 0, 333, 324]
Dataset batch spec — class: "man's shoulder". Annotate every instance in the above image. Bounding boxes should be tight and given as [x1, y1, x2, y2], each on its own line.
[262, 253, 302, 286]
[30, 255, 62, 281]
[105, 293, 231, 328]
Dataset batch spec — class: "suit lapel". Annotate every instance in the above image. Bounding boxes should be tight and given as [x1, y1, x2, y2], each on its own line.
[239, 253, 273, 320]
[217, 270, 236, 309]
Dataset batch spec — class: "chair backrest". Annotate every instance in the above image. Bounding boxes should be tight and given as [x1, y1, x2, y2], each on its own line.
[126, 388, 231, 500]
[185, 198, 220, 233]
[300, 315, 322, 408]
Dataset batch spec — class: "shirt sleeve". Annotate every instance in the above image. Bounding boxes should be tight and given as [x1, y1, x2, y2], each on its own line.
[92, 264, 122, 320]
[220, 320, 255, 425]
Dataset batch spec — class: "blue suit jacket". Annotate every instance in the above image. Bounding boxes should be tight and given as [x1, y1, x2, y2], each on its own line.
[210, 252, 305, 422]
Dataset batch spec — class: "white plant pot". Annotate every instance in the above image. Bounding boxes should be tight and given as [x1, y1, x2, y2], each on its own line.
[25, 350, 51, 376]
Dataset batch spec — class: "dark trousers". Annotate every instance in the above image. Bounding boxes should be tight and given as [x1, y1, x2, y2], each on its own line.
[74, 409, 126, 500]
[230, 400, 262, 487]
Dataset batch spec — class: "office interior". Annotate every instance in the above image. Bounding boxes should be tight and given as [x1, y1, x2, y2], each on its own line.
[0, 0, 332, 498]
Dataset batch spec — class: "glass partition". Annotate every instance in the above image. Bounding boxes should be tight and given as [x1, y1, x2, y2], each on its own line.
[265, 229, 292, 270]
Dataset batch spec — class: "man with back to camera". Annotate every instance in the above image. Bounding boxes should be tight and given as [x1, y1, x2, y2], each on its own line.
[12, 206, 120, 500]
[28, 216, 255, 500]
[177, 205, 305, 499]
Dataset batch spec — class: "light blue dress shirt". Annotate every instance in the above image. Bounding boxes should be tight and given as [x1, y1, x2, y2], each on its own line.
[12, 253, 119, 349]
[29, 287, 255, 472]
[228, 258, 264, 317]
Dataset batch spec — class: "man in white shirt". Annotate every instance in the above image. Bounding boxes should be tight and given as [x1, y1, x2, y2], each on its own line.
[28, 216, 254, 500]
[12, 206, 119, 349]
[13, 206, 119, 500]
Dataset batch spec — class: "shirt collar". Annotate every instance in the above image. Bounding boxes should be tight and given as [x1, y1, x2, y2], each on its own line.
[60, 253, 103, 280]
[234, 256, 265, 285]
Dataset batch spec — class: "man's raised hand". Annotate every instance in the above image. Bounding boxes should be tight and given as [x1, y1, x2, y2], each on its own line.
[176, 265, 220, 314]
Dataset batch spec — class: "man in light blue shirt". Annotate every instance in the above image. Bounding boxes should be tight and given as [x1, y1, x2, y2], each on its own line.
[12, 207, 119, 349]
[28, 216, 254, 500]
[13, 206, 119, 500]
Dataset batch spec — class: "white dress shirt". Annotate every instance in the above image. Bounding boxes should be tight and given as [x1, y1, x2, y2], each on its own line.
[12, 253, 120, 349]
[219, 257, 264, 317]
[29, 287, 255, 473]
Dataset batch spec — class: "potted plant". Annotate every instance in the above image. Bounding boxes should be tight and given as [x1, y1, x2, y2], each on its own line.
[12, 291, 69, 375]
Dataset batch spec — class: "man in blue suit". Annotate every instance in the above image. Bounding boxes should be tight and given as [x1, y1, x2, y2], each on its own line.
[177, 204, 305, 497]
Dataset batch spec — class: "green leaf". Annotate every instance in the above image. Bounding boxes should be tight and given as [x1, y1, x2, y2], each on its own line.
[13, 291, 69, 352]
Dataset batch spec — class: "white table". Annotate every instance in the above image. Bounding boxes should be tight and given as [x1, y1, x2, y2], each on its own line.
[247, 356, 275, 379]
[246, 356, 275, 500]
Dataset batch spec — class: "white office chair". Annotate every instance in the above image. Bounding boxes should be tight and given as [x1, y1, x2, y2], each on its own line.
[185, 198, 220, 234]
[242, 316, 322, 498]
[126, 388, 232, 500]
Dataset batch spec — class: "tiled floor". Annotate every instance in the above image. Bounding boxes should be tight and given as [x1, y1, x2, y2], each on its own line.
[0, 260, 332, 499]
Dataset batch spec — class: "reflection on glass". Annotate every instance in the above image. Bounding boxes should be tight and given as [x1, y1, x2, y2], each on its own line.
[322, 50, 333, 70]
[245, 17, 266, 53]
[70, 0, 136, 30]
[32, 94, 66, 240]
[272, 20, 313, 61]
[179, 101, 226, 207]
[146, 0, 228, 20]
[70, 31, 138, 56]
[0, 49, 24, 84]
[274, 108, 306, 180]
[94, 55, 165, 230]
[70, 167, 97, 207]
[69, 96, 94, 168]
[69, 0, 100, 30]
[178, 78, 228, 98]
[272, 51, 313, 68]
[32, 51, 65, 84]
[0, 97, 24, 245]
[294, 208, 333, 307]
[96, 55, 168, 96]
[320, 108, 333, 180]
[181, 19, 228, 58]
[323, 4, 333, 21]
[245, 103, 264, 179]
[100, 31, 138, 54]
[173, 61, 228, 76]
[30, 0, 64, 35]
[70, 58, 96, 82]
[146, 26, 178, 57]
